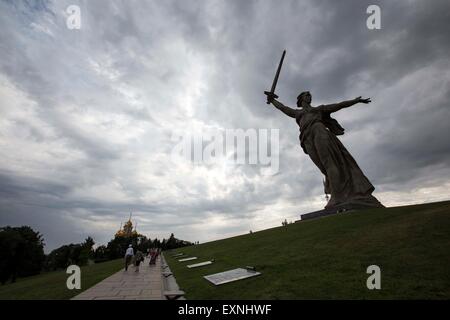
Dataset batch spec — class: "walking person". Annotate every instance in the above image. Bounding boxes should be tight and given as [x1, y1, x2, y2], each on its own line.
[149, 248, 157, 265]
[134, 250, 144, 272]
[124, 244, 134, 271]
[148, 248, 153, 266]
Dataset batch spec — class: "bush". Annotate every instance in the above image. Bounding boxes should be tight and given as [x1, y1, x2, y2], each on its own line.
[44, 237, 95, 271]
[0, 226, 45, 284]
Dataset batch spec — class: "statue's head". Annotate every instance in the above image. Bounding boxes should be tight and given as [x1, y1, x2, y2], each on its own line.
[297, 91, 312, 107]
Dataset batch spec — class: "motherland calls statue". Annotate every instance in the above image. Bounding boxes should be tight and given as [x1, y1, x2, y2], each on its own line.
[264, 51, 383, 212]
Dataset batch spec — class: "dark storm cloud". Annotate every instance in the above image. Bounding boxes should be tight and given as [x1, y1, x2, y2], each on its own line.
[0, 0, 449, 251]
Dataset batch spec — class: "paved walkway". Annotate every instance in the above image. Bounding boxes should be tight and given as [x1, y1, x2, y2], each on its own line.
[72, 256, 163, 300]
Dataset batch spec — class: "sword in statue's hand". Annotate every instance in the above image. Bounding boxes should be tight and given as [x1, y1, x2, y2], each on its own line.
[264, 49, 286, 104]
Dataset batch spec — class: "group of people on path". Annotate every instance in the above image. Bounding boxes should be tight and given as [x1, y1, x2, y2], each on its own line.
[124, 244, 161, 272]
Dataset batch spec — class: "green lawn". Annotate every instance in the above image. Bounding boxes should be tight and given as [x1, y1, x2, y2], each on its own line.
[165, 201, 450, 299]
[0, 259, 124, 300]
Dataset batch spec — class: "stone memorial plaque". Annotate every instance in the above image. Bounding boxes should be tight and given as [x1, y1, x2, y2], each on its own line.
[178, 257, 197, 262]
[204, 268, 261, 285]
[172, 253, 184, 257]
[187, 261, 213, 268]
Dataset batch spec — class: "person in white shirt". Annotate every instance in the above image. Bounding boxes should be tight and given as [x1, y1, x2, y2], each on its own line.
[124, 244, 134, 271]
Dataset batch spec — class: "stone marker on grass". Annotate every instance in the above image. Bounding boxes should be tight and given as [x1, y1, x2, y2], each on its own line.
[204, 267, 261, 285]
[178, 257, 198, 262]
[172, 253, 184, 257]
[187, 261, 214, 268]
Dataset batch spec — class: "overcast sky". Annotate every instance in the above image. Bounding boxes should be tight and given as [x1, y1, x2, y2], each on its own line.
[1, 0, 449, 251]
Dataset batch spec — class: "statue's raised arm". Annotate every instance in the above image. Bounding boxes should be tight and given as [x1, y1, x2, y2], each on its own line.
[266, 96, 298, 118]
[318, 96, 372, 113]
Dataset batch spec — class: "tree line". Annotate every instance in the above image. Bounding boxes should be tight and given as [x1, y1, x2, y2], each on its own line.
[0, 225, 193, 284]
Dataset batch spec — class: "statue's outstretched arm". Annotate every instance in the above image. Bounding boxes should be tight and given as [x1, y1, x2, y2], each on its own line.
[319, 96, 371, 113]
[270, 99, 298, 118]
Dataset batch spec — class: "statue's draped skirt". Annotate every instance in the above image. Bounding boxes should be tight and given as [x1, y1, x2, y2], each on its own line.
[297, 111, 375, 209]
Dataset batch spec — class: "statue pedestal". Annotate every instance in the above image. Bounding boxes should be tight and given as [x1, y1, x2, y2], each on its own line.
[299, 197, 384, 221]
[299, 208, 341, 221]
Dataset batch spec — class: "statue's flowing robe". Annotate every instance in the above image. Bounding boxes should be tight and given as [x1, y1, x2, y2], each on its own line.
[296, 107, 380, 209]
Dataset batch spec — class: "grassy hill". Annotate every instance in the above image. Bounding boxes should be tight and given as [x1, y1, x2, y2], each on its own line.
[165, 201, 450, 299]
[0, 259, 123, 300]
